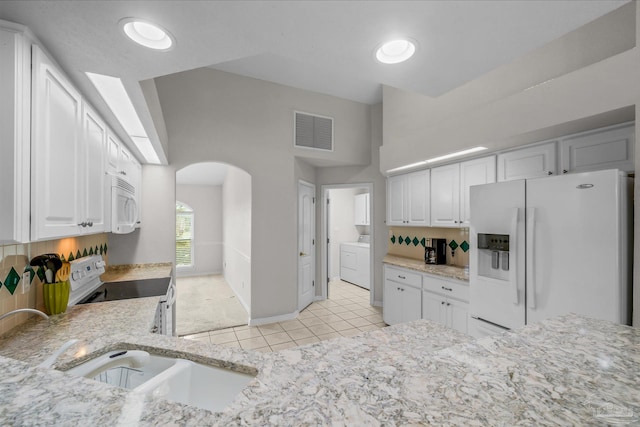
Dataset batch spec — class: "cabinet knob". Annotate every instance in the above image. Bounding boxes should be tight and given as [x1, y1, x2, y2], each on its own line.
[87, 221, 93, 227]
[441, 301, 445, 305]
[447, 302, 451, 306]
[547, 171, 553, 175]
[563, 169, 568, 174]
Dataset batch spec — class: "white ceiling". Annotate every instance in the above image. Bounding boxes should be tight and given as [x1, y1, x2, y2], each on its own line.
[176, 163, 228, 186]
[0, 0, 630, 163]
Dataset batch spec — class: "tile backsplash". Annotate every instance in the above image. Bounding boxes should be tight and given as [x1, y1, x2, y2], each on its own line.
[388, 226, 470, 267]
[0, 233, 108, 335]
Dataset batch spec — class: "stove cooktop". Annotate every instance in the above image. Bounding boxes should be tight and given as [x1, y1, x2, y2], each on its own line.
[78, 277, 171, 304]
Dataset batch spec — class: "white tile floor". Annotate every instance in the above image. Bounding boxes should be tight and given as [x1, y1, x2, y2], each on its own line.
[182, 280, 386, 352]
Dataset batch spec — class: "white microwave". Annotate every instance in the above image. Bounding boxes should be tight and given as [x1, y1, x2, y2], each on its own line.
[111, 176, 138, 234]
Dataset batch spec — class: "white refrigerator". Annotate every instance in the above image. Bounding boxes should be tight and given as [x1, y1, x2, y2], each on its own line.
[469, 169, 632, 337]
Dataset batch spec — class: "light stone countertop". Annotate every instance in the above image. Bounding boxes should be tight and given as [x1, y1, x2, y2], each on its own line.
[384, 254, 469, 282]
[0, 293, 638, 425]
[100, 262, 173, 283]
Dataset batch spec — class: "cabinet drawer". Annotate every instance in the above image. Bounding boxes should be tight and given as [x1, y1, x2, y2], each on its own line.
[384, 265, 422, 288]
[422, 275, 469, 302]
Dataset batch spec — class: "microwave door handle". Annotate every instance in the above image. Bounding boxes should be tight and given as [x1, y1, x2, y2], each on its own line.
[526, 207, 536, 309]
[510, 207, 518, 305]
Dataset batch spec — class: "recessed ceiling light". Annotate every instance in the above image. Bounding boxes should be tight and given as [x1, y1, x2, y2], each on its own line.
[120, 18, 174, 51]
[375, 39, 416, 64]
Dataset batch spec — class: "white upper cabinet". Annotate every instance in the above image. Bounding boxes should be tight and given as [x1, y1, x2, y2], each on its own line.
[0, 25, 31, 244]
[559, 123, 634, 174]
[430, 163, 460, 227]
[106, 131, 120, 175]
[497, 142, 557, 182]
[386, 170, 430, 226]
[31, 45, 84, 241]
[81, 103, 107, 233]
[354, 193, 369, 225]
[459, 156, 496, 226]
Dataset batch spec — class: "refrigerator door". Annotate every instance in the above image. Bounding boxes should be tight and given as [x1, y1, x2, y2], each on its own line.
[470, 180, 526, 330]
[525, 169, 628, 325]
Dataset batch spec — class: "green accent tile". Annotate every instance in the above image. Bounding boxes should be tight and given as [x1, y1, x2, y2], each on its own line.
[99, 244, 104, 255]
[76, 250, 82, 260]
[398, 235, 403, 245]
[60, 254, 66, 263]
[390, 235, 396, 244]
[104, 244, 108, 254]
[460, 241, 470, 252]
[95, 246, 99, 255]
[89, 247, 94, 255]
[68, 253, 75, 262]
[4, 267, 20, 295]
[37, 267, 46, 282]
[449, 240, 458, 250]
[412, 237, 419, 246]
[82, 248, 88, 257]
[420, 238, 426, 247]
[404, 236, 411, 245]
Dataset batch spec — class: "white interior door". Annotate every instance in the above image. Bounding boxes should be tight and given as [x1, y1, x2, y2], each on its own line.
[298, 181, 316, 311]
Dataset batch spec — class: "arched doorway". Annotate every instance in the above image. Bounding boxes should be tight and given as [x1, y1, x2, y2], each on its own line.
[174, 162, 252, 337]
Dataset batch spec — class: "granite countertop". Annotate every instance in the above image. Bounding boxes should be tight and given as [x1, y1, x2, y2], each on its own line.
[0, 294, 638, 425]
[384, 254, 469, 282]
[100, 262, 173, 283]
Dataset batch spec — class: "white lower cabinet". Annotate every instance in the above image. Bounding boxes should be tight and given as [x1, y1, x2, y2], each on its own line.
[384, 264, 470, 334]
[383, 265, 422, 325]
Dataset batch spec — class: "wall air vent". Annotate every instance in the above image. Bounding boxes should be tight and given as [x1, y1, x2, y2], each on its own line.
[294, 111, 333, 151]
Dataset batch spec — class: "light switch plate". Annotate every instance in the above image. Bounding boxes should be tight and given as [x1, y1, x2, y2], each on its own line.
[21, 272, 31, 294]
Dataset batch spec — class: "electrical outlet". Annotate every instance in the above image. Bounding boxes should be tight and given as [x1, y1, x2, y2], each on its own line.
[21, 272, 31, 294]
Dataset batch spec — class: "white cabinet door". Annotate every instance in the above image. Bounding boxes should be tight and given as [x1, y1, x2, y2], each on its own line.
[406, 170, 430, 225]
[497, 142, 557, 182]
[354, 193, 369, 225]
[386, 175, 406, 225]
[447, 298, 470, 335]
[459, 156, 496, 226]
[106, 131, 120, 175]
[401, 284, 422, 323]
[560, 123, 634, 174]
[383, 279, 403, 325]
[430, 163, 460, 227]
[31, 45, 83, 241]
[340, 245, 358, 284]
[81, 103, 107, 233]
[0, 26, 31, 244]
[422, 290, 445, 324]
[357, 246, 370, 290]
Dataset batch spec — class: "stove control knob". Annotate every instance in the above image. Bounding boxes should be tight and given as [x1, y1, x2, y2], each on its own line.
[72, 271, 81, 281]
[95, 260, 106, 269]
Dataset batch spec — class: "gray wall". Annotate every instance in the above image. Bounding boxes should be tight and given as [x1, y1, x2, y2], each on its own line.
[222, 166, 252, 312]
[316, 103, 386, 304]
[108, 165, 176, 270]
[175, 184, 223, 277]
[154, 67, 372, 321]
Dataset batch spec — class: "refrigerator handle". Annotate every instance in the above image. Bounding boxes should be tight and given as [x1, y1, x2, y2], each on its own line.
[526, 207, 536, 309]
[510, 207, 519, 305]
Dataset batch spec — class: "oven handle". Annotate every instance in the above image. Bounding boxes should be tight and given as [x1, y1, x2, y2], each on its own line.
[165, 281, 177, 307]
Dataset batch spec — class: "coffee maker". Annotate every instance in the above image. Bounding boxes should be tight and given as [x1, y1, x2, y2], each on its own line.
[425, 238, 447, 265]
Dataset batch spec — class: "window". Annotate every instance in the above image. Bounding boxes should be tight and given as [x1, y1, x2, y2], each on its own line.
[176, 201, 194, 267]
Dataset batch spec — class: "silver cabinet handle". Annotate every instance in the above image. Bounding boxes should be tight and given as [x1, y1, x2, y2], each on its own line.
[547, 171, 553, 175]
[441, 286, 452, 292]
[398, 275, 406, 279]
[77, 222, 87, 227]
[563, 169, 568, 174]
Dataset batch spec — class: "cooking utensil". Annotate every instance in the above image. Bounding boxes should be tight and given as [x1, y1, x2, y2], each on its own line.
[30, 254, 62, 284]
[56, 262, 70, 282]
[45, 269, 54, 284]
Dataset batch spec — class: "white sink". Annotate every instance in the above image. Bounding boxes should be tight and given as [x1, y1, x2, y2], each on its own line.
[65, 350, 255, 413]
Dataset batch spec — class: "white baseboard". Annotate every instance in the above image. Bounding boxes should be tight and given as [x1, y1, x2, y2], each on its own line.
[249, 310, 299, 326]
[176, 269, 223, 278]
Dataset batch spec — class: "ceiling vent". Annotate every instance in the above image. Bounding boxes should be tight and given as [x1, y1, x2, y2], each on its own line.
[294, 111, 333, 151]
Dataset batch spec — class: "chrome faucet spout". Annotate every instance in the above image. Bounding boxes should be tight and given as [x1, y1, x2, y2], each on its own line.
[0, 308, 49, 322]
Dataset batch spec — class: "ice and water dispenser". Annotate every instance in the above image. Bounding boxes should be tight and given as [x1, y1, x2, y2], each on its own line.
[477, 234, 510, 281]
